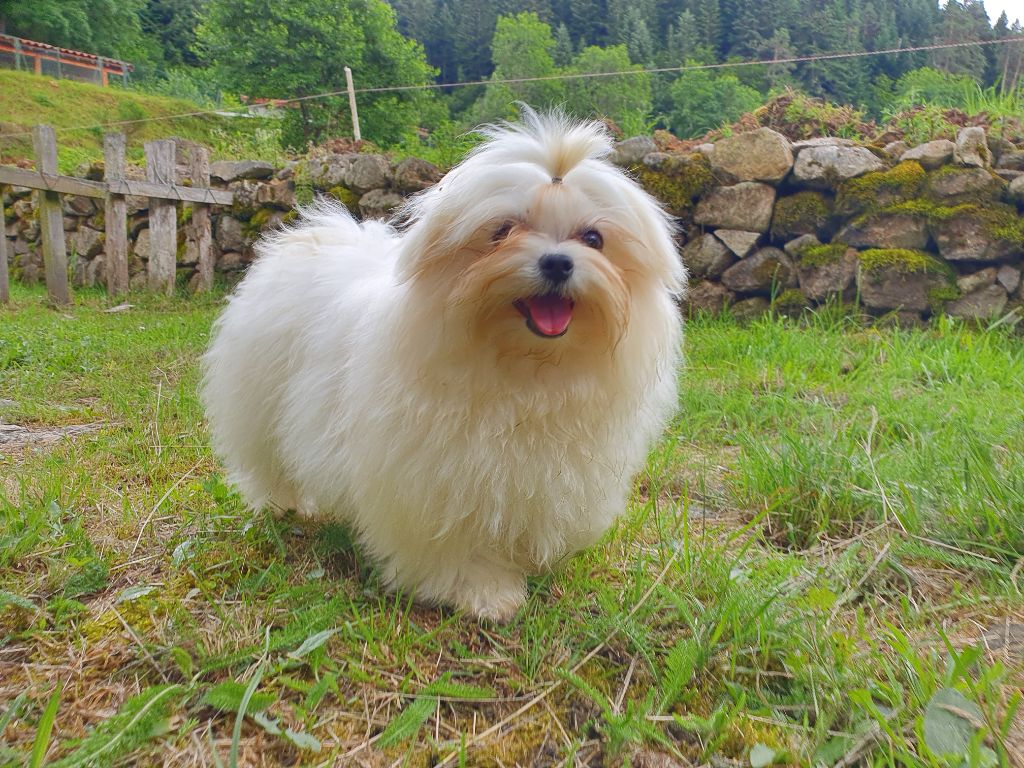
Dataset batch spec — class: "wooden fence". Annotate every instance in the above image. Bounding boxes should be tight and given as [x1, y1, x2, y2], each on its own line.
[0, 124, 233, 305]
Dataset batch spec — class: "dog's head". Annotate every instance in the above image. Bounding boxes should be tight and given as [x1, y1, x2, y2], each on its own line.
[397, 110, 685, 363]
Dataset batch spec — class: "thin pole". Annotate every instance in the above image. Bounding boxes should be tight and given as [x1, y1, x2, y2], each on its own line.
[344, 66, 361, 142]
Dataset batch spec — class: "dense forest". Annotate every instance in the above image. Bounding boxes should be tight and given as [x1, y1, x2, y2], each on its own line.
[1, 0, 1022, 148]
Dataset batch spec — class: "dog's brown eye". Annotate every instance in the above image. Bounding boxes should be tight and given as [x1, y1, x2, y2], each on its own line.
[580, 229, 603, 250]
[492, 222, 514, 242]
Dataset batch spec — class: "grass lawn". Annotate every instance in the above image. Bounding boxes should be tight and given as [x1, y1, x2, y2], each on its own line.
[1, 284, 1022, 767]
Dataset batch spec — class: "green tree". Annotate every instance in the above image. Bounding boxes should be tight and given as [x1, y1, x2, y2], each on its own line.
[141, 0, 207, 67]
[565, 44, 651, 131]
[471, 12, 565, 121]
[196, 0, 438, 147]
[666, 66, 762, 137]
[0, 0, 155, 61]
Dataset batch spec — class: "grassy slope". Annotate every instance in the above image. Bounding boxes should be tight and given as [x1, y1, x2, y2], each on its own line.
[0, 69, 283, 174]
[0, 285, 1022, 766]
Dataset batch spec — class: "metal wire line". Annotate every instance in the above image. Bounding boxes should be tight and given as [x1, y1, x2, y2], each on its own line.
[0, 35, 1021, 141]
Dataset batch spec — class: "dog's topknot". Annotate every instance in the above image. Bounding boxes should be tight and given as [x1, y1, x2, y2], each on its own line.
[472, 106, 613, 181]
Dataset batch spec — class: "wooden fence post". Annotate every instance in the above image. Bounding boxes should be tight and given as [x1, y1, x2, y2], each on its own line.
[188, 145, 214, 292]
[32, 124, 71, 306]
[0, 185, 9, 304]
[103, 134, 129, 296]
[144, 140, 177, 294]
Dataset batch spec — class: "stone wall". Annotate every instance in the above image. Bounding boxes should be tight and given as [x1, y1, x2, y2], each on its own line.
[4, 127, 1023, 321]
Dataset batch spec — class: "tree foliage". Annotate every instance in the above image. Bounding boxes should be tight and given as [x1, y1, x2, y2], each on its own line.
[195, 0, 437, 146]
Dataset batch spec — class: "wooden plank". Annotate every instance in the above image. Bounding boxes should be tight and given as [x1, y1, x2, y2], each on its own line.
[188, 145, 214, 293]
[0, 166, 233, 205]
[103, 134, 129, 296]
[0, 186, 9, 304]
[32, 125, 70, 305]
[145, 140, 177, 294]
[0, 167, 106, 198]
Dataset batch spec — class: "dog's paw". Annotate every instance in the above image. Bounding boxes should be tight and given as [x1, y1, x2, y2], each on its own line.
[455, 576, 527, 623]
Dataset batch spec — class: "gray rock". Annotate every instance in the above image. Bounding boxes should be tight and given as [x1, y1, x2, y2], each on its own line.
[720, 247, 797, 294]
[694, 182, 776, 232]
[1009, 174, 1024, 204]
[358, 189, 404, 220]
[996, 264, 1021, 294]
[255, 179, 296, 209]
[934, 211, 1023, 262]
[884, 140, 910, 158]
[989, 136, 1015, 164]
[84, 254, 105, 287]
[694, 143, 716, 157]
[996, 149, 1024, 171]
[307, 153, 358, 188]
[393, 157, 443, 192]
[730, 296, 771, 321]
[710, 128, 793, 184]
[681, 233, 735, 279]
[995, 169, 1023, 183]
[684, 280, 734, 315]
[925, 167, 1004, 203]
[783, 233, 821, 257]
[956, 267, 997, 294]
[69, 226, 104, 258]
[792, 137, 857, 151]
[835, 212, 929, 251]
[132, 228, 151, 260]
[792, 145, 886, 189]
[210, 160, 275, 182]
[228, 179, 262, 211]
[946, 284, 1008, 319]
[610, 136, 657, 166]
[857, 256, 953, 313]
[954, 127, 989, 168]
[63, 214, 77, 232]
[900, 140, 955, 170]
[217, 251, 246, 271]
[62, 195, 96, 217]
[714, 229, 761, 258]
[346, 155, 392, 194]
[796, 245, 858, 302]
[11, 199, 33, 219]
[216, 215, 247, 252]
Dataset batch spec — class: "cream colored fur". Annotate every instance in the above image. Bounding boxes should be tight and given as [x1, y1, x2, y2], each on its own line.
[201, 111, 685, 620]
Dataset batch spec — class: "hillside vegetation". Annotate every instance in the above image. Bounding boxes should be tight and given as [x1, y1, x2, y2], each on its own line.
[0, 70, 283, 174]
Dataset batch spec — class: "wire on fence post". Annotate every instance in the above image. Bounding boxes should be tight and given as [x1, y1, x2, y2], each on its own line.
[344, 66, 362, 142]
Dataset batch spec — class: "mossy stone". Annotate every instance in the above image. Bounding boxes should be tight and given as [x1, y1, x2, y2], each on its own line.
[772, 288, 810, 317]
[326, 185, 361, 212]
[771, 191, 831, 241]
[858, 248, 953, 277]
[835, 160, 925, 218]
[635, 152, 713, 215]
[797, 242, 848, 267]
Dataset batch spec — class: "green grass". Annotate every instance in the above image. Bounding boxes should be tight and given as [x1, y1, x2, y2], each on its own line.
[0, 69, 285, 173]
[1, 284, 1022, 766]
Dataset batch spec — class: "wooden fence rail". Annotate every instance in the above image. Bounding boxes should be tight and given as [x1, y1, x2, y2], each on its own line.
[0, 124, 233, 305]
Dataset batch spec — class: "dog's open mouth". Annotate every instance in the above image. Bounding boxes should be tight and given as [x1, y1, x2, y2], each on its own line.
[514, 294, 574, 338]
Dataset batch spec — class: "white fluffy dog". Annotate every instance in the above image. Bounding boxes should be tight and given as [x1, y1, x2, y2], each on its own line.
[202, 111, 685, 620]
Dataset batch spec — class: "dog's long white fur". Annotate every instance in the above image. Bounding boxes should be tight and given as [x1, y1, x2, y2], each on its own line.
[202, 111, 685, 619]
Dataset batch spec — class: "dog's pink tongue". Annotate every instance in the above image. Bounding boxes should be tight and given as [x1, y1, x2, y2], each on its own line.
[527, 294, 573, 336]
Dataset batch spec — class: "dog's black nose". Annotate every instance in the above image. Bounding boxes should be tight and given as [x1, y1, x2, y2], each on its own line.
[538, 253, 574, 283]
